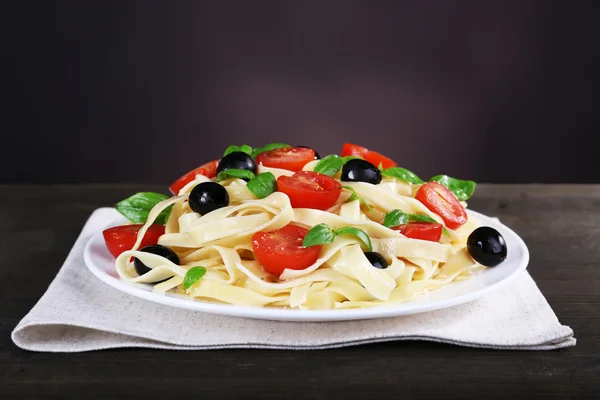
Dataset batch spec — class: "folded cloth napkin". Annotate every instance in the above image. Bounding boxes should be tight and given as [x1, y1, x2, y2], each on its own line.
[12, 208, 575, 352]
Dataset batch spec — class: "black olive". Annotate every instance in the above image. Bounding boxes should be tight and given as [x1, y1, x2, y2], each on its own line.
[467, 226, 507, 267]
[341, 159, 382, 184]
[216, 151, 257, 177]
[189, 182, 229, 215]
[364, 251, 388, 269]
[134, 244, 180, 280]
[296, 145, 321, 159]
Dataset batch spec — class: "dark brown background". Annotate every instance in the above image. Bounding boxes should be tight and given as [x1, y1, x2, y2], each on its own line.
[3, 0, 600, 184]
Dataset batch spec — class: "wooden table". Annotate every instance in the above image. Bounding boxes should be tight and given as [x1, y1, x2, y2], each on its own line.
[1, 184, 598, 399]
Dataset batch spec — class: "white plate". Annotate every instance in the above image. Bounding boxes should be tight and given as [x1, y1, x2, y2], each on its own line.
[84, 210, 529, 322]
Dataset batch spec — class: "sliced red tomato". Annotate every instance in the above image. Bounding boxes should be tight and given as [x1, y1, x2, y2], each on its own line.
[102, 224, 165, 258]
[169, 160, 219, 195]
[252, 224, 321, 276]
[415, 182, 467, 230]
[341, 143, 369, 157]
[277, 171, 342, 210]
[255, 146, 315, 172]
[341, 143, 397, 169]
[363, 151, 397, 169]
[392, 222, 443, 242]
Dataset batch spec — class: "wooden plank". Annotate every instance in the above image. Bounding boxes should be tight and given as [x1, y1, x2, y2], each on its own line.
[0, 184, 598, 399]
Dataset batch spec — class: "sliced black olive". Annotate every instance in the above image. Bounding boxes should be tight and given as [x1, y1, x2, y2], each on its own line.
[189, 182, 229, 215]
[134, 244, 180, 280]
[364, 251, 388, 269]
[341, 159, 382, 184]
[296, 145, 321, 159]
[467, 226, 507, 267]
[216, 151, 257, 177]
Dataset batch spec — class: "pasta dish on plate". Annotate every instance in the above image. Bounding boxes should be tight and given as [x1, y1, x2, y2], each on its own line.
[102, 142, 508, 310]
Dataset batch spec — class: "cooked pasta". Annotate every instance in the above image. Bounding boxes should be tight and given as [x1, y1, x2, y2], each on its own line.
[103, 141, 510, 311]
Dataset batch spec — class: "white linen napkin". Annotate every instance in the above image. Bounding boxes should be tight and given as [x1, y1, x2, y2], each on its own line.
[12, 208, 575, 352]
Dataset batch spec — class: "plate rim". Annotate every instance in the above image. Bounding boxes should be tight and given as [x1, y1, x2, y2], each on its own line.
[83, 210, 529, 322]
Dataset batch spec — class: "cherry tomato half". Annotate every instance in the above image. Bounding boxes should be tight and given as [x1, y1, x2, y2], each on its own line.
[255, 146, 316, 172]
[363, 152, 397, 170]
[415, 182, 467, 230]
[169, 160, 219, 195]
[277, 171, 342, 210]
[252, 224, 321, 276]
[102, 224, 165, 258]
[392, 222, 443, 242]
[341, 142, 397, 169]
[341, 143, 369, 157]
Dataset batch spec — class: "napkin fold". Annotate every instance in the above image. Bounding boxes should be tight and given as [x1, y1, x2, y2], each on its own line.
[12, 208, 575, 352]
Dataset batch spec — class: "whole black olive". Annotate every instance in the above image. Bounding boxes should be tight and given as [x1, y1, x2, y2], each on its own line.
[189, 182, 229, 215]
[296, 145, 321, 159]
[216, 151, 257, 177]
[134, 244, 180, 279]
[467, 226, 507, 267]
[341, 159, 382, 184]
[364, 251, 388, 269]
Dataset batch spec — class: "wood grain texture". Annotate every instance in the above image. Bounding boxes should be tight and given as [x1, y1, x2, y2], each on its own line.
[1, 184, 598, 399]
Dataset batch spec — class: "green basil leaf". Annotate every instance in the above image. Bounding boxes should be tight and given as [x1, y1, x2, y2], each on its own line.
[333, 227, 373, 252]
[408, 214, 438, 224]
[314, 154, 360, 176]
[313, 154, 344, 176]
[302, 223, 336, 247]
[224, 144, 253, 157]
[383, 209, 410, 228]
[246, 172, 277, 199]
[216, 169, 256, 182]
[304, 223, 373, 251]
[251, 143, 291, 158]
[340, 155, 361, 163]
[183, 266, 207, 290]
[157, 204, 174, 225]
[381, 167, 424, 184]
[385, 210, 446, 227]
[429, 175, 476, 201]
[384, 209, 450, 238]
[115, 192, 171, 224]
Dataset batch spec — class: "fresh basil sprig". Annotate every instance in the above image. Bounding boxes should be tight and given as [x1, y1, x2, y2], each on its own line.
[313, 155, 342, 176]
[224, 144, 253, 157]
[302, 223, 373, 251]
[246, 172, 277, 199]
[342, 186, 373, 212]
[382, 209, 410, 227]
[302, 223, 336, 247]
[429, 175, 476, 201]
[252, 143, 290, 158]
[313, 155, 361, 177]
[183, 266, 207, 290]
[115, 192, 173, 225]
[334, 227, 373, 251]
[383, 209, 450, 237]
[216, 168, 256, 182]
[410, 214, 440, 224]
[381, 167, 424, 184]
